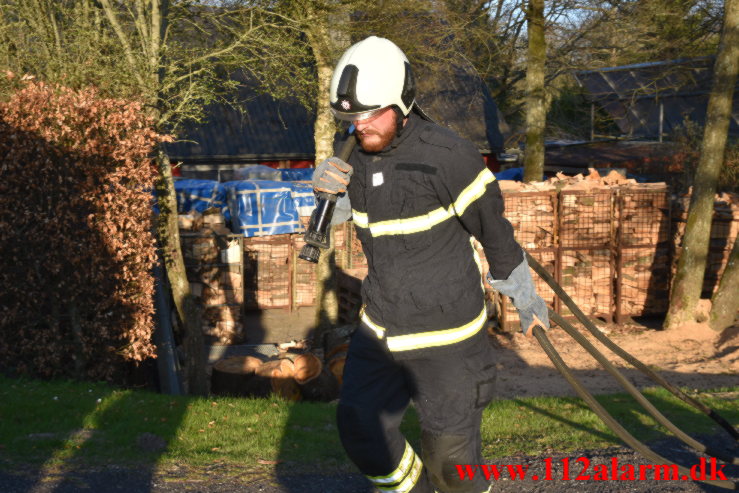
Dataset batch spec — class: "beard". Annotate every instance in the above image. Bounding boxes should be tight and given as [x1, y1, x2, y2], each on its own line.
[357, 125, 395, 153]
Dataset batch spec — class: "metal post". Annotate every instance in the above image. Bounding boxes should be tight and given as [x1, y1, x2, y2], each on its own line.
[659, 102, 664, 143]
[153, 260, 183, 395]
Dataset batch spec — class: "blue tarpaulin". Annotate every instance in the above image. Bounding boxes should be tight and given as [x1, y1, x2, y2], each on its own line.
[176, 165, 524, 239]
[174, 179, 230, 221]
[224, 180, 316, 237]
[493, 167, 524, 181]
[279, 168, 314, 182]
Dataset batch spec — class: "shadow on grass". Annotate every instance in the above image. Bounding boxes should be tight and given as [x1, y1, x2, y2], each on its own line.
[0, 375, 189, 493]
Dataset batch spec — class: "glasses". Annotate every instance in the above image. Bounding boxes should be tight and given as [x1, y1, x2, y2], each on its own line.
[332, 106, 392, 124]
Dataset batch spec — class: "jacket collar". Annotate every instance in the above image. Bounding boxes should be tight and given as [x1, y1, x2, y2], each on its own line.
[358, 112, 422, 157]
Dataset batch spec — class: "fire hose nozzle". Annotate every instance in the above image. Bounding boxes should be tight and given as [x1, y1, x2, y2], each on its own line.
[299, 129, 356, 263]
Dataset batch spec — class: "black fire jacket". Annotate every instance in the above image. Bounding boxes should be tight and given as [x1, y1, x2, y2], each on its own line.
[344, 112, 523, 358]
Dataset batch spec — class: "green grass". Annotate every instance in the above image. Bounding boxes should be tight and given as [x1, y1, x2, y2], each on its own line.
[0, 375, 737, 475]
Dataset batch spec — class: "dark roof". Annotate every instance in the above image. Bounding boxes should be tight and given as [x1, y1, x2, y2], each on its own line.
[166, 65, 506, 163]
[166, 73, 315, 163]
[415, 63, 506, 154]
[574, 57, 739, 138]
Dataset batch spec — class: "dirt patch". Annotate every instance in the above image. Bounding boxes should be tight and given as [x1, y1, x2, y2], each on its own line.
[488, 319, 739, 399]
[241, 306, 738, 399]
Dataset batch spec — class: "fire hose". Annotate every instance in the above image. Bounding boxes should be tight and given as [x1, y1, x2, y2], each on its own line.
[526, 252, 738, 489]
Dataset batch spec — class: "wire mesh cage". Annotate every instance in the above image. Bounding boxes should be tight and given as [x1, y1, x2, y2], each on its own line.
[181, 232, 245, 344]
[292, 232, 318, 307]
[503, 191, 557, 249]
[616, 187, 671, 319]
[559, 190, 614, 248]
[243, 235, 291, 309]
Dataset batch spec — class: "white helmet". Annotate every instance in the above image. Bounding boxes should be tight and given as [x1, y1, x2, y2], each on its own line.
[330, 36, 416, 122]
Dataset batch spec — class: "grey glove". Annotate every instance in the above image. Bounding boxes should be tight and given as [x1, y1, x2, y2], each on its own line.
[487, 257, 549, 335]
[313, 157, 353, 195]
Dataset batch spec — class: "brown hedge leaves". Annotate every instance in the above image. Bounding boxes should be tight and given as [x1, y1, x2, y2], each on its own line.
[0, 82, 172, 380]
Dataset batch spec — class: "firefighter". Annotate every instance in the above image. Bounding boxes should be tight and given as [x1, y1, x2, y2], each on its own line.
[313, 36, 549, 493]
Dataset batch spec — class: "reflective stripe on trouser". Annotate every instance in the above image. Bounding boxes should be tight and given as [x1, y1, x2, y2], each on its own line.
[338, 323, 497, 493]
[367, 441, 424, 492]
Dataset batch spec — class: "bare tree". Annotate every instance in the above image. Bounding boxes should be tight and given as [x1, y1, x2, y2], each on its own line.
[0, 0, 282, 394]
[664, 0, 739, 329]
[523, 0, 546, 181]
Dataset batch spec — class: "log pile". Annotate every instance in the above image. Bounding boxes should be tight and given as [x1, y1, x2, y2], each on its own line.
[210, 328, 351, 401]
[180, 209, 245, 344]
[243, 235, 291, 309]
[617, 184, 670, 247]
[616, 185, 671, 316]
[619, 247, 670, 315]
[500, 192, 556, 249]
[672, 191, 739, 295]
[560, 249, 612, 317]
[560, 191, 613, 247]
[293, 221, 318, 307]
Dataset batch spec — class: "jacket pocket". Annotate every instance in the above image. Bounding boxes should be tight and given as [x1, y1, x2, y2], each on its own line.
[462, 342, 498, 409]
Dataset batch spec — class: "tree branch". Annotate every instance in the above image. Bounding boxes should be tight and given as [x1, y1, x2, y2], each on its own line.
[99, 0, 147, 88]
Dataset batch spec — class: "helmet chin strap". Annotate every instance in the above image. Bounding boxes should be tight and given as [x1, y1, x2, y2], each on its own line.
[393, 106, 406, 136]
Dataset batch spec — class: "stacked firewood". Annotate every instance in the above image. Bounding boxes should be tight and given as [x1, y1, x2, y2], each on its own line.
[558, 183, 613, 318]
[243, 236, 291, 309]
[180, 209, 245, 344]
[560, 249, 612, 316]
[501, 191, 556, 249]
[210, 328, 352, 401]
[617, 184, 670, 247]
[293, 220, 319, 307]
[672, 192, 739, 295]
[560, 191, 613, 247]
[617, 185, 670, 316]
[619, 247, 670, 315]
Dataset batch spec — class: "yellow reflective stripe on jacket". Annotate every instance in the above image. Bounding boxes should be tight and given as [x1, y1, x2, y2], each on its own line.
[386, 306, 487, 352]
[451, 168, 496, 216]
[369, 206, 452, 236]
[367, 441, 415, 485]
[470, 237, 483, 275]
[352, 209, 369, 228]
[350, 169, 496, 237]
[360, 308, 386, 339]
[362, 306, 486, 352]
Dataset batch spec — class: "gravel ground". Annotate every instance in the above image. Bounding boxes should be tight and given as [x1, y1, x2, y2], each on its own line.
[2, 433, 737, 493]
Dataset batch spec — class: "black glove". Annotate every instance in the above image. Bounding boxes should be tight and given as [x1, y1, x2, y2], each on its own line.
[313, 157, 353, 195]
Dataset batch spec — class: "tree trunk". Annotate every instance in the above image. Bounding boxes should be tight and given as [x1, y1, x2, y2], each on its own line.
[305, 6, 342, 344]
[155, 149, 207, 395]
[664, 0, 739, 329]
[710, 234, 739, 331]
[523, 0, 546, 183]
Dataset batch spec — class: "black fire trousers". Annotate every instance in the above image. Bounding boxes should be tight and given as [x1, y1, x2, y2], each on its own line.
[337, 324, 497, 493]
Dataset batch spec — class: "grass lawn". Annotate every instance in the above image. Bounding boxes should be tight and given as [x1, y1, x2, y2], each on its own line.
[0, 375, 737, 475]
